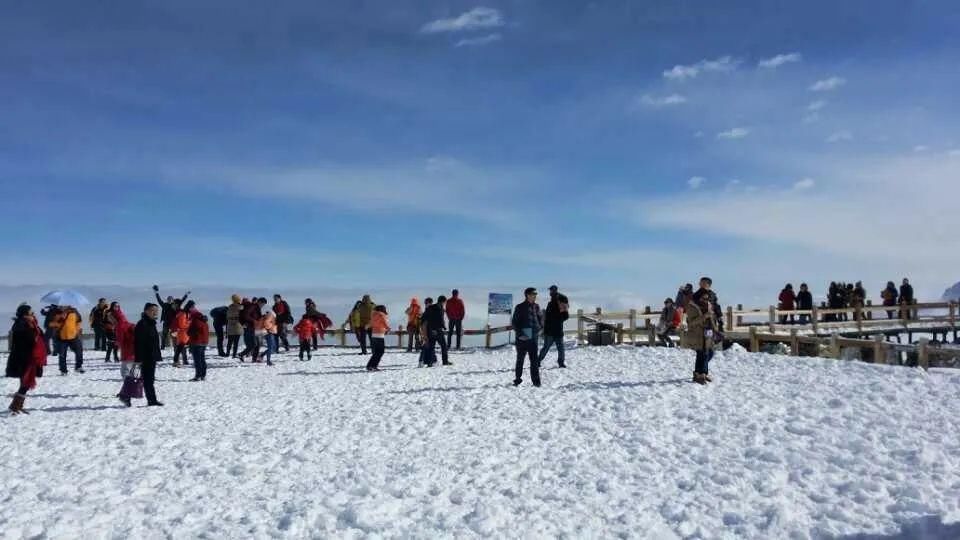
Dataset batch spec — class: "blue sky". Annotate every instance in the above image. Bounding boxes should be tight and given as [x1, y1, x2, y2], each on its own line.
[2, 1, 959, 302]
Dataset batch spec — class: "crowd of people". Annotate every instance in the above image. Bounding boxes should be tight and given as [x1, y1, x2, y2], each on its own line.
[775, 278, 915, 322]
[4, 276, 919, 413]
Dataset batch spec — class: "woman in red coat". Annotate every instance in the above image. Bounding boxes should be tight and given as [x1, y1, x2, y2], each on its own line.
[778, 284, 797, 325]
[6, 304, 47, 414]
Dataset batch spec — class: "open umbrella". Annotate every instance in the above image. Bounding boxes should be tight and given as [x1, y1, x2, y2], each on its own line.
[40, 289, 91, 306]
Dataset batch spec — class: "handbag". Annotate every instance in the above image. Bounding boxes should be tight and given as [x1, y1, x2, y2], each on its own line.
[120, 363, 144, 399]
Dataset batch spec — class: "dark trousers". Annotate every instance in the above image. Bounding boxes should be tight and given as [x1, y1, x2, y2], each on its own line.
[104, 330, 119, 361]
[538, 335, 566, 366]
[173, 343, 188, 365]
[59, 338, 83, 372]
[355, 328, 368, 354]
[367, 337, 386, 369]
[161, 322, 171, 350]
[142, 360, 158, 404]
[799, 314, 810, 324]
[406, 324, 422, 352]
[312, 332, 319, 350]
[239, 327, 255, 358]
[695, 349, 714, 374]
[299, 339, 312, 360]
[191, 345, 207, 379]
[214, 325, 226, 356]
[657, 330, 675, 347]
[93, 326, 105, 351]
[779, 314, 795, 324]
[515, 339, 540, 386]
[226, 334, 241, 357]
[277, 324, 290, 350]
[425, 330, 448, 364]
[44, 328, 58, 356]
[447, 319, 463, 350]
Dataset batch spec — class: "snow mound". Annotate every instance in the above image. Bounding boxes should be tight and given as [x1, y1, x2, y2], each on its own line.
[3, 346, 959, 538]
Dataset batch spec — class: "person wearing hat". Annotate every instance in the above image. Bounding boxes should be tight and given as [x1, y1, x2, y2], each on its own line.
[539, 285, 569, 368]
[512, 287, 544, 386]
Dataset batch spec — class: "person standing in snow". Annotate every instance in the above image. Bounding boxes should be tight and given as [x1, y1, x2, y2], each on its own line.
[6, 305, 47, 414]
[171, 301, 194, 367]
[188, 313, 210, 381]
[422, 295, 451, 366]
[512, 288, 543, 387]
[445, 289, 466, 350]
[366, 305, 390, 371]
[797, 283, 813, 324]
[57, 305, 84, 375]
[692, 277, 724, 336]
[347, 301, 366, 355]
[539, 285, 569, 367]
[261, 308, 278, 366]
[103, 301, 122, 362]
[40, 304, 62, 355]
[882, 281, 899, 320]
[210, 305, 228, 357]
[418, 298, 436, 367]
[900, 278, 915, 320]
[238, 298, 265, 362]
[778, 284, 797, 324]
[682, 295, 717, 385]
[656, 298, 679, 347]
[90, 298, 108, 351]
[304, 299, 324, 350]
[226, 295, 243, 358]
[405, 298, 422, 352]
[357, 295, 375, 354]
[272, 294, 293, 353]
[135, 303, 163, 406]
[153, 285, 190, 350]
[294, 314, 315, 361]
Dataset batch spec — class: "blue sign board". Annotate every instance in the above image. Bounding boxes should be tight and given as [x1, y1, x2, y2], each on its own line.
[488, 293, 513, 315]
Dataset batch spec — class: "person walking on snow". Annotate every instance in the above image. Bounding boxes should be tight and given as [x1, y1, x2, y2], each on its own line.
[294, 315, 315, 361]
[272, 295, 293, 352]
[188, 313, 210, 381]
[512, 288, 543, 387]
[304, 299, 327, 350]
[692, 276, 724, 335]
[422, 295, 451, 366]
[103, 301, 122, 362]
[347, 301, 366, 355]
[40, 304, 62, 355]
[238, 298, 265, 362]
[261, 308, 278, 366]
[445, 289, 466, 350]
[153, 285, 190, 350]
[366, 305, 390, 371]
[90, 298, 108, 351]
[682, 295, 718, 385]
[226, 295, 243, 358]
[172, 301, 194, 367]
[405, 298, 422, 352]
[58, 305, 84, 375]
[656, 298, 679, 347]
[134, 303, 163, 406]
[539, 285, 569, 367]
[210, 305, 228, 357]
[357, 295, 375, 354]
[6, 305, 47, 414]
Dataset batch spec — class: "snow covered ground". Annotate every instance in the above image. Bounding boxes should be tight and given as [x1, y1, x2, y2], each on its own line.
[3, 344, 959, 539]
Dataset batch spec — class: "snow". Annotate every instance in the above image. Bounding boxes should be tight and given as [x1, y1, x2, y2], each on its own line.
[3, 344, 960, 538]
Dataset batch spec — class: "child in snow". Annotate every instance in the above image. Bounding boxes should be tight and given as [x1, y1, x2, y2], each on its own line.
[293, 315, 315, 361]
[366, 305, 390, 371]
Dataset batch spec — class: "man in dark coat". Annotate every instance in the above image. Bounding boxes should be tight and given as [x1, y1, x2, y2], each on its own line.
[538, 285, 569, 368]
[692, 277, 724, 333]
[512, 287, 543, 387]
[135, 303, 163, 406]
[900, 278, 915, 319]
[90, 298, 108, 351]
[210, 306, 228, 357]
[421, 295, 450, 366]
[272, 295, 294, 352]
[797, 283, 814, 324]
[40, 304, 61, 355]
[153, 285, 190, 350]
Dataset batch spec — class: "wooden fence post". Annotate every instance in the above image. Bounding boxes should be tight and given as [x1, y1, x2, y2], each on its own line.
[768, 306, 776, 332]
[485, 325, 492, 349]
[726, 306, 734, 331]
[736, 304, 743, 327]
[949, 302, 956, 330]
[339, 325, 347, 347]
[830, 334, 840, 359]
[643, 306, 652, 329]
[873, 334, 886, 365]
[629, 309, 637, 344]
[811, 306, 819, 334]
[577, 309, 585, 343]
[790, 329, 799, 356]
[749, 326, 759, 353]
[918, 337, 930, 370]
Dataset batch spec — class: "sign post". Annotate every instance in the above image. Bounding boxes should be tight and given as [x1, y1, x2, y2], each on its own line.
[488, 293, 513, 346]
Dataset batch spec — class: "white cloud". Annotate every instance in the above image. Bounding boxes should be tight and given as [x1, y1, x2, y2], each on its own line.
[949, 149, 960, 157]
[810, 76, 846, 92]
[637, 93, 687, 108]
[662, 55, 740, 80]
[826, 130, 853, 143]
[758, 53, 802, 69]
[454, 33, 502, 47]
[913, 145, 929, 153]
[693, 131, 705, 138]
[717, 127, 750, 140]
[688, 176, 706, 189]
[802, 113, 821, 124]
[725, 179, 742, 191]
[420, 7, 504, 33]
[793, 178, 815, 191]
[807, 100, 827, 111]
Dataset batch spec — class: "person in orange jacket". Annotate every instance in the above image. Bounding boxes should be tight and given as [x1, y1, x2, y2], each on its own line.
[405, 298, 422, 352]
[366, 305, 391, 371]
[188, 314, 210, 381]
[293, 315, 315, 361]
[172, 301, 194, 367]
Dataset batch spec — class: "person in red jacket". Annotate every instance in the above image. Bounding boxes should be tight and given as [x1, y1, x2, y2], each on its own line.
[445, 289, 466, 350]
[293, 315, 315, 361]
[778, 284, 797, 325]
[172, 301, 194, 367]
[272, 294, 293, 352]
[188, 313, 210, 381]
[6, 305, 47, 414]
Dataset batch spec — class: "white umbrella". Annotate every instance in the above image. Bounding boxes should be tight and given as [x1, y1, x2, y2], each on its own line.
[40, 289, 91, 306]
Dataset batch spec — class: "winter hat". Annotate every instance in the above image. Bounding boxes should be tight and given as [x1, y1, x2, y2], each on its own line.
[452, 289, 459, 296]
[549, 285, 558, 292]
[16, 304, 31, 318]
[437, 295, 447, 304]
